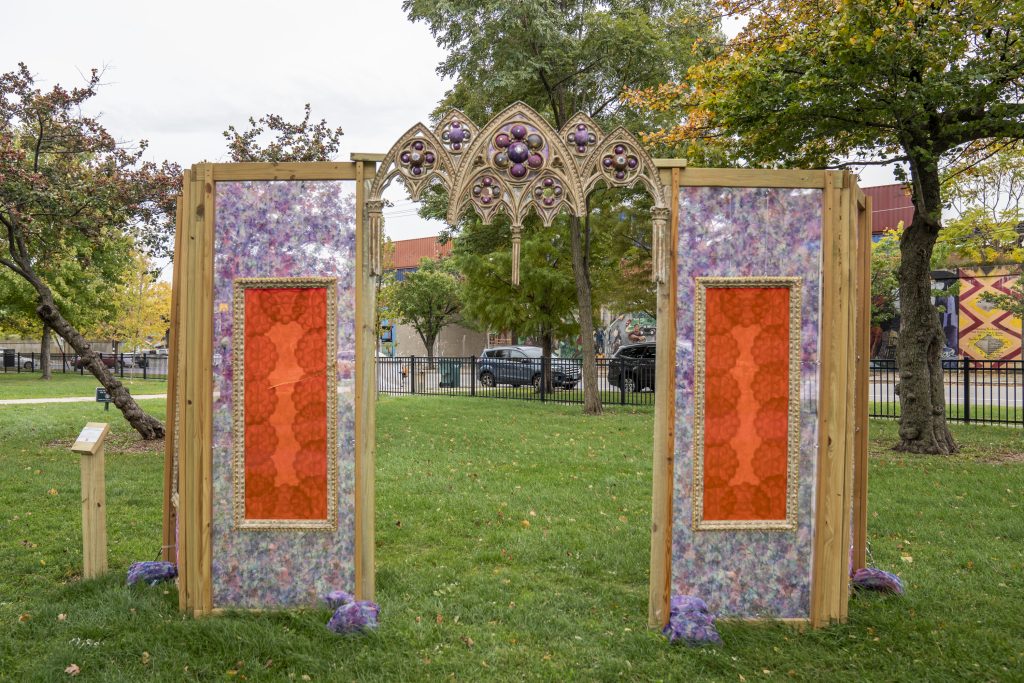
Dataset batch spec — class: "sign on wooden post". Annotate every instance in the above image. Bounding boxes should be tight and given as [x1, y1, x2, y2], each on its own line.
[71, 422, 110, 579]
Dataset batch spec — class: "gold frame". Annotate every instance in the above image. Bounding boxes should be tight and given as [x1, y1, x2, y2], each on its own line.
[691, 276, 803, 532]
[231, 276, 339, 532]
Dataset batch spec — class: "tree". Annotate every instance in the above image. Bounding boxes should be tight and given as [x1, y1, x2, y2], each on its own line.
[390, 258, 461, 361]
[0, 64, 179, 438]
[627, 0, 1024, 454]
[223, 104, 344, 162]
[92, 253, 173, 352]
[404, 0, 721, 414]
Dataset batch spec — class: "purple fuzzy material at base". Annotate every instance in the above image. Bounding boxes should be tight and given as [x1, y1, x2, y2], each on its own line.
[126, 561, 178, 587]
[852, 568, 905, 595]
[326, 600, 379, 634]
[663, 594, 722, 646]
[322, 590, 355, 609]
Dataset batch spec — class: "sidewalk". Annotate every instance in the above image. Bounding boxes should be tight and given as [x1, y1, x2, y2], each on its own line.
[0, 394, 167, 405]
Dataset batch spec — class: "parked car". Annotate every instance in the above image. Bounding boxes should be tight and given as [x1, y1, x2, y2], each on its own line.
[478, 346, 582, 389]
[71, 354, 119, 370]
[120, 352, 150, 369]
[608, 342, 656, 392]
[13, 353, 37, 370]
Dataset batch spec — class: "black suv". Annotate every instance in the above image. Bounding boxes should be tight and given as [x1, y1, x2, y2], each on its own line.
[608, 342, 656, 392]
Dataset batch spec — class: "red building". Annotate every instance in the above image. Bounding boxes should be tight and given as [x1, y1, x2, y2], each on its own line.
[863, 183, 914, 237]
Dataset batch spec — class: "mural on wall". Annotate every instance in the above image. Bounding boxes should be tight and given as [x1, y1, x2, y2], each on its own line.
[211, 180, 357, 609]
[604, 312, 656, 355]
[932, 270, 959, 357]
[673, 186, 823, 619]
[958, 266, 1022, 361]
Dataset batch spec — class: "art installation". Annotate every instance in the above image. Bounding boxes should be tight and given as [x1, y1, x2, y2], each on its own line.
[168, 103, 870, 633]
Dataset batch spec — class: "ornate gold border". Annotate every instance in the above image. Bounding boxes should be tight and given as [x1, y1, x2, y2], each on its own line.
[692, 276, 802, 532]
[231, 276, 339, 531]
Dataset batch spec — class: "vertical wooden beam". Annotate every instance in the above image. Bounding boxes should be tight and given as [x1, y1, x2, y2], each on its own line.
[648, 168, 679, 628]
[355, 161, 377, 601]
[162, 195, 184, 563]
[837, 174, 858, 623]
[852, 192, 872, 573]
[197, 165, 216, 615]
[72, 422, 110, 579]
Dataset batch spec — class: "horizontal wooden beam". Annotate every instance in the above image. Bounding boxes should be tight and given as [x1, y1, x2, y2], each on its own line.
[678, 168, 827, 189]
[191, 162, 360, 181]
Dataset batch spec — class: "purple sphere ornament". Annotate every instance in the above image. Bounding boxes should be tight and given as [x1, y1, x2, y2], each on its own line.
[602, 156, 613, 168]
[627, 156, 639, 169]
[494, 152, 509, 168]
[472, 185, 482, 196]
[534, 187, 544, 197]
[554, 186, 563, 196]
[573, 129, 589, 146]
[577, 123, 586, 130]
[614, 170, 626, 180]
[452, 120, 461, 128]
[577, 145, 587, 153]
[449, 128, 466, 144]
[509, 163, 528, 178]
[527, 153, 543, 169]
[452, 142, 462, 151]
[413, 140, 424, 151]
[543, 177, 554, 187]
[494, 133, 511, 148]
[482, 176, 493, 186]
[411, 166, 423, 176]
[481, 195, 492, 204]
[510, 124, 527, 140]
[400, 151, 411, 164]
[508, 142, 530, 163]
[614, 144, 626, 155]
[543, 197, 555, 206]
[425, 152, 436, 165]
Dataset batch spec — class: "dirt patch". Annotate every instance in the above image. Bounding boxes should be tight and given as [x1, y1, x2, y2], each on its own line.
[47, 435, 164, 455]
[977, 450, 1024, 465]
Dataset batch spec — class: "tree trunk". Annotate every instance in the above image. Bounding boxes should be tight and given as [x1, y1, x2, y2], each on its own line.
[36, 293, 165, 439]
[895, 161, 957, 454]
[568, 214, 602, 415]
[40, 324, 52, 380]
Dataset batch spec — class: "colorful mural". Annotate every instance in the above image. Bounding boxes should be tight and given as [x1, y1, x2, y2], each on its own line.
[211, 180, 357, 609]
[674, 186, 823, 619]
[958, 266, 1022, 361]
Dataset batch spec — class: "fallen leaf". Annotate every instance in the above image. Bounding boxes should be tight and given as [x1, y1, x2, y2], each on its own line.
[141, 651, 151, 665]
[462, 636, 474, 648]
[901, 554, 914, 563]
[57, 613, 67, 622]
[64, 664, 80, 676]
[520, 520, 531, 529]
[435, 613, 443, 624]
[18, 613, 30, 622]
[48, 488, 58, 496]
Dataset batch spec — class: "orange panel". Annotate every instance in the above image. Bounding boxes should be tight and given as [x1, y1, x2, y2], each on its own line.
[243, 287, 329, 520]
[703, 287, 790, 521]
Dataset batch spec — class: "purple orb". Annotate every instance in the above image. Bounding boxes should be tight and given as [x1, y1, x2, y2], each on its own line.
[602, 156, 613, 168]
[527, 154, 543, 169]
[573, 130, 589, 146]
[577, 124, 587, 131]
[494, 133, 511, 149]
[494, 152, 509, 167]
[482, 176, 493, 186]
[510, 124, 527, 140]
[411, 166, 423, 176]
[614, 170, 626, 180]
[452, 121, 461, 128]
[508, 142, 530, 164]
[449, 129, 466, 144]
[626, 156, 639, 169]
[554, 186, 563, 196]
[425, 152, 436, 165]
[577, 145, 587, 154]
[543, 178, 554, 187]
[481, 195, 492, 204]
[543, 197, 555, 206]
[509, 163, 528, 178]
[400, 151, 411, 163]
[413, 140, 425, 151]
[452, 142, 462, 151]
[614, 144, 626, 155]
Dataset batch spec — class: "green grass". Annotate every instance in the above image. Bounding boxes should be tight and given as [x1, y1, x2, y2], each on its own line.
[1, 397, 1022, 681]
[0, 373, 167, 400]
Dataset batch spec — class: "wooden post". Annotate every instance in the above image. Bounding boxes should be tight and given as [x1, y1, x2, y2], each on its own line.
[71, 422, 110, 579]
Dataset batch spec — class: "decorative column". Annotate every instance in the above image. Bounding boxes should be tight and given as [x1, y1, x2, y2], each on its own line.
[366, 199, 384, 276]
[650, 207, 671, 284]
[511, 223, 523, 286]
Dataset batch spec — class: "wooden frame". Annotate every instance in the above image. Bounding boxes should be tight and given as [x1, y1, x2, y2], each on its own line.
[171, 162, 376, 616]
[648, 167, 870, 629]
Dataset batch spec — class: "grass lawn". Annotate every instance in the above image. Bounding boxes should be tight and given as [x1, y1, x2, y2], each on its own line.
[1, 396, 1022, 681]
[0, 373, 168, 401]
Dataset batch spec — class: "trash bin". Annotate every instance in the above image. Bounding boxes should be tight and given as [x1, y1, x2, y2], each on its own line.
[438, 357, 462, 388]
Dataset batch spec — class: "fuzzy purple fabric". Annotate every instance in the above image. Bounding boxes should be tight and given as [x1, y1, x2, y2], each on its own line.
[322, 590, 355, 609]
[326, 600, 380, 634]
[852, 568, 905, 595]
[126, 561, 178, 587]
[663, 594, 722, 646]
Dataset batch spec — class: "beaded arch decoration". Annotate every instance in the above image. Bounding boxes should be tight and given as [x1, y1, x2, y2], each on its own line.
[367, 102, 669, 285]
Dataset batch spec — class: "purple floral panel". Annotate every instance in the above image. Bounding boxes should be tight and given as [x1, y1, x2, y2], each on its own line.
[211, 180, 357, 609]
[673, 186, 823, 619]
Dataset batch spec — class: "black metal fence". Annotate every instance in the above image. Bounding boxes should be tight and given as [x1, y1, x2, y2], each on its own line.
[376, 355, 656, 407]
[0, 350, 169, 380]
[870, 358, 1023, 427]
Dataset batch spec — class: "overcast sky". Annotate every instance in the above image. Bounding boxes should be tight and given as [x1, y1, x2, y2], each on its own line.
[6, 2, 895, 246]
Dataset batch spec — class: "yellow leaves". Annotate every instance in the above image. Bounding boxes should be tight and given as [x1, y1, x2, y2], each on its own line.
[520, 519, 531, 529]
[47, 488, 58, 496]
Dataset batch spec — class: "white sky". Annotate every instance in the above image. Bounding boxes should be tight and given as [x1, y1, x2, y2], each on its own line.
[6, 1, 896, 251]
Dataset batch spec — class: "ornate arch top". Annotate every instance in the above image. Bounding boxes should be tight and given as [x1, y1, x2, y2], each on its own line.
[367, 102, 668, 283]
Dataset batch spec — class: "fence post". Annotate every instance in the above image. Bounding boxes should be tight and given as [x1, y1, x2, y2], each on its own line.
[540, 356, 547, 403]
[620, 364, 627, 406]
[470, 356, 476, 396]
[410, 355, 416, 394]
[962, 357, 971, 424]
